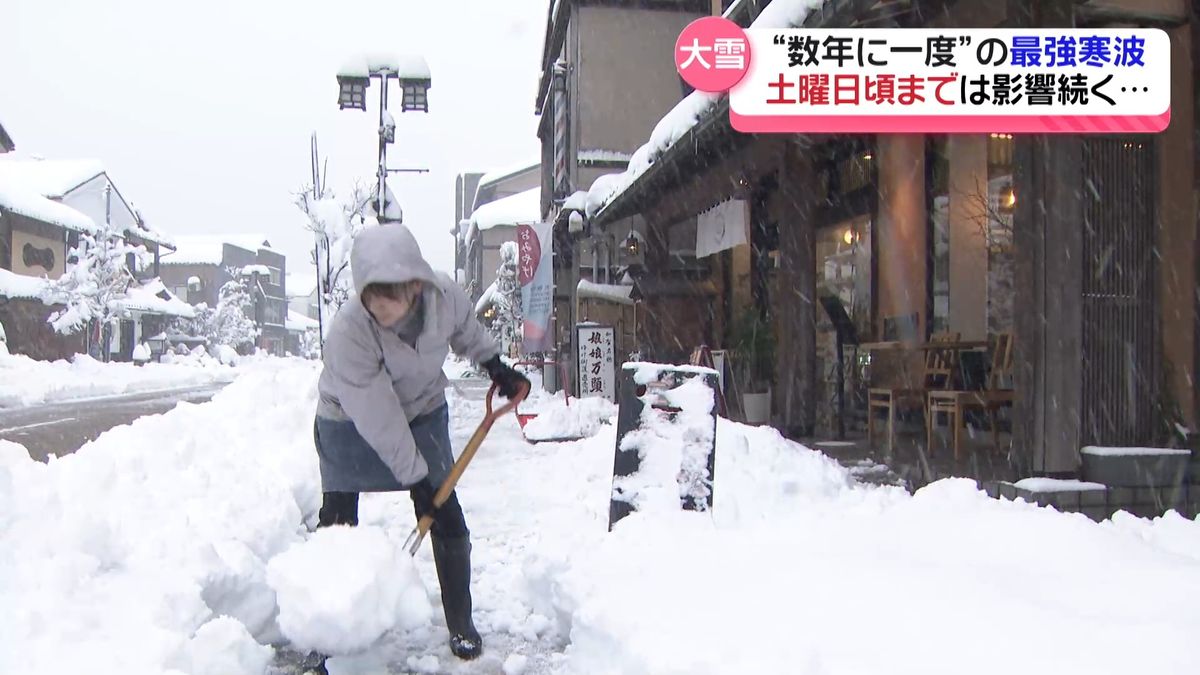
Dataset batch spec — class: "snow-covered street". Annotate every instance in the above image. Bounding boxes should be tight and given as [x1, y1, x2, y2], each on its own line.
[1, 358, 1198, 675]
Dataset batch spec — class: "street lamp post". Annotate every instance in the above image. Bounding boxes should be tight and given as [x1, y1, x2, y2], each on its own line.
[336, 55, 432, 223]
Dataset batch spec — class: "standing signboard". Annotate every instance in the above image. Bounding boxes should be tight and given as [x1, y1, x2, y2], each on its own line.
[576, 323, 616, 401]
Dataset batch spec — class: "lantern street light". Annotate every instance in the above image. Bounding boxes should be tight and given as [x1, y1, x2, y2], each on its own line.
[336, 55, 432, 223]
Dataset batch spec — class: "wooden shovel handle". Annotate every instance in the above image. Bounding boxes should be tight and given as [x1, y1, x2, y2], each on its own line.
[406, 381, 528, 554]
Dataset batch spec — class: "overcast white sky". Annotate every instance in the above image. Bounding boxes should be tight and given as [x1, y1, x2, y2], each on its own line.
[1, 0, 548, 280]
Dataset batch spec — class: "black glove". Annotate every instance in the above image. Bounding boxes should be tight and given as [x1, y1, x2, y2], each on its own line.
[481, 354, 530, 399]
[409, 477, 438, 520]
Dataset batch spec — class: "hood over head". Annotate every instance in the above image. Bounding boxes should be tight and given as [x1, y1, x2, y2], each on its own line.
[351, 223, 441, 296]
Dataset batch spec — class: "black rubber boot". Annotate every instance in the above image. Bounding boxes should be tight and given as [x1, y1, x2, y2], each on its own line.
[431, 535, 482, 660]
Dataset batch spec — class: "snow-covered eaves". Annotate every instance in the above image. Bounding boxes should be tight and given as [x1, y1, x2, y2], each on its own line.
[578, 149, 632, 165]
[115, 279, 195, 319]
[469, 187, 541, 232]
[587, 0, 825, 222]
[577, 279, 634, 306]
[338, 53, 431, 80]
[0, 182, 95, 234]
[285, 310, 319, 332]
[162, 234, 274, 266]
[0, 268, 51, 302]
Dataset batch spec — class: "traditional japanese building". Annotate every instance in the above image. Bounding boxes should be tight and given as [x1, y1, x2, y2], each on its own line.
[583, 0, 1198, 483]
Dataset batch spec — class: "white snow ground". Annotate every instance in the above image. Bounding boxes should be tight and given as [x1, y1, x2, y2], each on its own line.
[0, 343, 238, 408]
[1, 357, 1198, 675]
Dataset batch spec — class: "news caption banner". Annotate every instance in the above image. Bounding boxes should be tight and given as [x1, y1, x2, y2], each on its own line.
[674, 18, 1171, 133]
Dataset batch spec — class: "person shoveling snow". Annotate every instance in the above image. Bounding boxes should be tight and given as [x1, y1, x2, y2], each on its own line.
[310, 223, 530, 661]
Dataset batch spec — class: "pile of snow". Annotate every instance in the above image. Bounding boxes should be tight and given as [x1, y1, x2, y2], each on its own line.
[131, 342, 151, 362]
[3, 349, 1199, 674]
[266, 525, 432, 655]
[0, 348, 238, 408]
[1081, 446, 1192, 456]
[577, 279, 634, 305]
[521, 393, 617, 443]
[118, 279, 195, 318]
[0, 267, 52, 300]
[0, 359, 322, 674]
[338, 53, 431, 79]
[1013, 478, 1106, 492]
[470, 186, 541, 231]
[612, 377, 716, 513]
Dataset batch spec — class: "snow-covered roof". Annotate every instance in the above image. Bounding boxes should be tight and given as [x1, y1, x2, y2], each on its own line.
[0, 157, 104, 198]
[577, 279, 634, 306]
[338, 53, 431, 80]
[162, 234, 274, 266]
[469, 186, 540, 231]
[478, 159, 539, 189]
[588, 0, 823, 220]
[0, 181, 95, 233]
[0, 268, 51, 301]
[0, 157, 172, 246]
[286, 273, 318, 297]
[286, 310, 319, 332]
[116, 279, 195, 318]
[241, 264, 271, 276]
[578, 149, 632, 164]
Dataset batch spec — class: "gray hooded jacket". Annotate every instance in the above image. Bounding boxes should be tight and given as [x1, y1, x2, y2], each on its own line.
[316, 223, 499, 486]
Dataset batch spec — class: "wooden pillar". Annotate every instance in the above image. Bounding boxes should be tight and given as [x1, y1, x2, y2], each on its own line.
[777, 141, 818, 437]
[1011, 0, 1082, 475]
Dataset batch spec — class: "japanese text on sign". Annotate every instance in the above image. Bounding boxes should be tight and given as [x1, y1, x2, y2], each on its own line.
[576, 324, 616, 402]
[725, 28, 1170, 133]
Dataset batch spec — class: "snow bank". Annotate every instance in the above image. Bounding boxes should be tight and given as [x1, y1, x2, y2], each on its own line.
[0, 348, 237, 408]
[545, 451, 1200, 675]
[266, 525, 432, 655]
[0, 360, 323, 674]
[521, 393, 616, 443]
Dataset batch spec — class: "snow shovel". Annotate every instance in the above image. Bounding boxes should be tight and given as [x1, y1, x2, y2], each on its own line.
[403, 381, 528, 556]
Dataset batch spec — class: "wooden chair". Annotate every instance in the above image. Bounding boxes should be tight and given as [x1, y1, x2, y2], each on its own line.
[867, 332, 960, 453]
[926, 332, 1015, 460]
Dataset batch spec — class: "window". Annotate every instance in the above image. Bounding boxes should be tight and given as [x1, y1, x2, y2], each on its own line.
[667, 217, 707, 272]
[263, 298, 286, 326]
[986, 134, 1015, 335]
[817, 216, 873, 339]
[172, 286, 188, 300]
[267, 266, 281, 286]
[929, 136, 951, 334]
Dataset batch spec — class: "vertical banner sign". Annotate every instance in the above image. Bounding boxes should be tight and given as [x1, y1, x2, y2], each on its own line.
[675, 19, 1171, 133]
[576, 324, 616, 401]
[518, 222, 554, 352]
